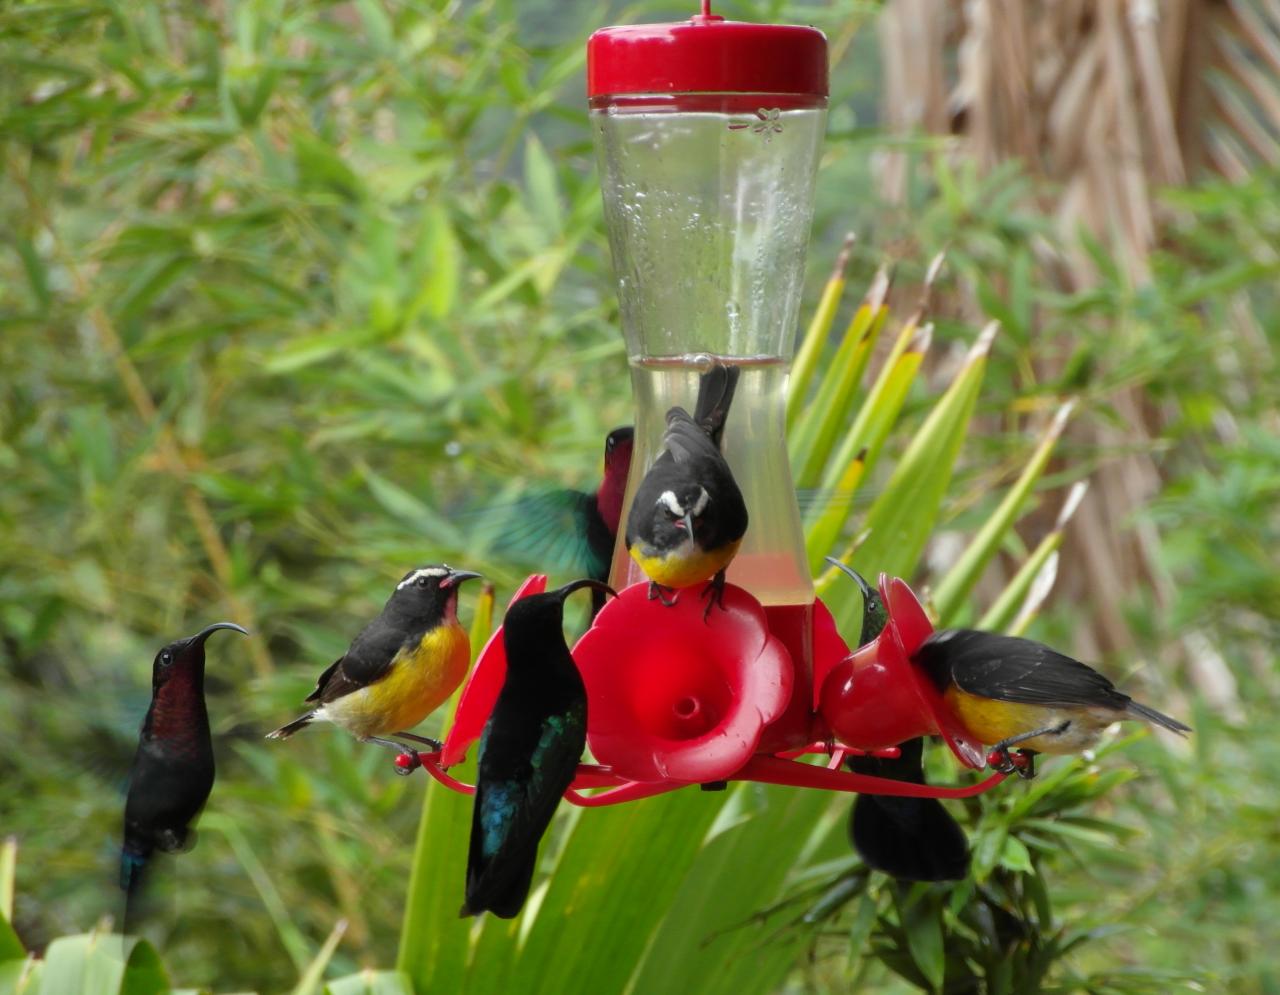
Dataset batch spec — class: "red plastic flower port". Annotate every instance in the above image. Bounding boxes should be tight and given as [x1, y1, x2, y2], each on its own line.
[817, 575, 986, 769]
[573, 581, 793, 783]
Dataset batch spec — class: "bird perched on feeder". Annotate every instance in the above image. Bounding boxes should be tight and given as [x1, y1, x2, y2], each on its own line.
[469, 426, 633, 617]
[462, 578, 613, 919]
[267, 565, 481, 757]
[913, 629, 1192, 778]
[625, 363, 748, 612]
[826, 560, 969, 882]
[121, 621, 247, 927]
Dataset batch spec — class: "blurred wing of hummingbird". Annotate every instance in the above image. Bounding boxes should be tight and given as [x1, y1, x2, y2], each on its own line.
[462, 428, 632, 612]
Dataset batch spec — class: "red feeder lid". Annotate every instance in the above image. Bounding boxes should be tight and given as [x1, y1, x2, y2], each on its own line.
[587, 3, 827, 99]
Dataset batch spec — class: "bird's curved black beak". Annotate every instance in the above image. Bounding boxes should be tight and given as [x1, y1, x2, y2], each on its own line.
[554, 578, 618, 603]
[825, 556, 873, 598]
[190, 621, 250, 645]
[441, 569, 483, 590]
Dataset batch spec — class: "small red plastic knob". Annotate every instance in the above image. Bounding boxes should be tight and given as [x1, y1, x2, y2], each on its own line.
[394, 753, 420, 775]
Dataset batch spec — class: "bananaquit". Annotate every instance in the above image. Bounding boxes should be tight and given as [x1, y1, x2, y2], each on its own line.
[625, 363, 748, 612]
[914, 629, 1192, 778]
[267, 565, 481, 756]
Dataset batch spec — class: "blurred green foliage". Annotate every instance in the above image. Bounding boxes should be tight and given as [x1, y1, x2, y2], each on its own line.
[2, 0, 1279, 993]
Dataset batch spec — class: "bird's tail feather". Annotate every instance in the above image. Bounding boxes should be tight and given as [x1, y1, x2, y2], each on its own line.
[121, 846, 149, 934]
[120, 848, 148, 893]
[1126, 699, 1192, 735]
[461, 852, 538, 920]
[266, 712, 314, 740]
[693, 363, 740, 449]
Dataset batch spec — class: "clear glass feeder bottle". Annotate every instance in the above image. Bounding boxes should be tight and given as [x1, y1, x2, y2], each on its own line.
[588, 8, 828, 609]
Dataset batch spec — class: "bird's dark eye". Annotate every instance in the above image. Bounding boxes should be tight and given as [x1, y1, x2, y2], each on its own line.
[160, 651, 173, 666]
[417, 575, 430, 588]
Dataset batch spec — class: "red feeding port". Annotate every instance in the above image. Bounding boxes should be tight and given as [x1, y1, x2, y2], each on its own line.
[573, 581, 793, 784]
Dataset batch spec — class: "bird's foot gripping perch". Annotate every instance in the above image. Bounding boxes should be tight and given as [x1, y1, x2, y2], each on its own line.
[986, 720, 1072, 779]
[647, 581, 679, 607]
[699, 570, 728, 620]
[988, 747, 1036, 779]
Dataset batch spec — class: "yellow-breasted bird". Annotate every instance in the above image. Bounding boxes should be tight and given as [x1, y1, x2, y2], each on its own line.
[625, 363, 747, 612]
[913, 629, 1192, 778]
[267, 565, 481, 756]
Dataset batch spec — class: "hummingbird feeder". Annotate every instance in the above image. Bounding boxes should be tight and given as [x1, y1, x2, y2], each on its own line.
[403, 2, 1018, 802]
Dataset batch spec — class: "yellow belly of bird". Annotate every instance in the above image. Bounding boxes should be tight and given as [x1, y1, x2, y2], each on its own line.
[944, 688, 1111, 754]
[630, 537, 741, 590]
[325, 624, 470, 739]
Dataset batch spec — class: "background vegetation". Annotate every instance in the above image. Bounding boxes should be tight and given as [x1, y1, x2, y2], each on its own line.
[2, 0, 1278, 992]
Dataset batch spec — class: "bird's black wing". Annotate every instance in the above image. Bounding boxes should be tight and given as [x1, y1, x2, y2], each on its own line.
[464, 702, 586, 918]
[663, 407, 724, 465]
[312, 621, 412, 703]
[919, 629, 1131, 710]
[303, 658, 343, 703]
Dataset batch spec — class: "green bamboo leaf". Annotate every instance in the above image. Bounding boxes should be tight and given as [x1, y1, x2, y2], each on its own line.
[978, 482, 1088, 632]
[628, 787, 834, 995]
[788, 233, 856, 428]
[897, 889, 945, 993]
[33, 932, 168, 995]
[407, 207, 460, 321]
[843, 322, 999, 627]
[468, 583, 495, 653]
[524, 135, 564, 238]
[845, 887, 882, 970]
[805, 320, 933, 572]
[515, 791, 724, 995]
[0, 838, 15, 924]
[804, 447, 868, 573]
[814, 306, 935, 523]
[931, 399, 1077, 623]
[0, 918, 19, 964]
[354, 0, 395, 52]
[360, 465, 458, 546]
[325, 969, 414, 995]
[790, 265, 892, 484]
[291, 920, 348, 995]
[397, 632, 489, 991]
[0, 959, 42, 993]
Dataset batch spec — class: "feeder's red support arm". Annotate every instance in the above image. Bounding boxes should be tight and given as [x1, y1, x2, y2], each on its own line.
[733, 754, 1008, 798]
[406, 750, 1007, 803]
[564, 780, 689, 807]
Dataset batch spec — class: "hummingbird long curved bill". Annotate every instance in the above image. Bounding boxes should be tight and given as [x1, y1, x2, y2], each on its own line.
[267, 564, 482, 761]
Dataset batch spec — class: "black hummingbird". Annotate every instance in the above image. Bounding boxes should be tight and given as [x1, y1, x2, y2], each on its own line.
[826, 559, 970, 882]
[461, 578, 613, 919]
[121, 621, 247, 926]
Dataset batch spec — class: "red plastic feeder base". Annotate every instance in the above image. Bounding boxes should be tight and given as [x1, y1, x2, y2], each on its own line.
[412, 573, 1005, 807]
